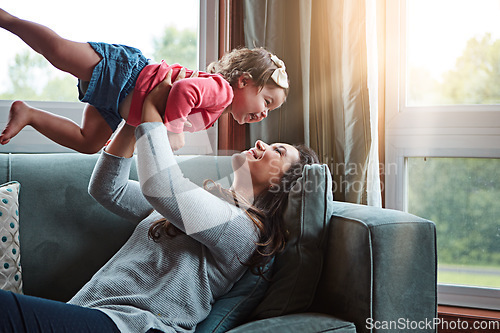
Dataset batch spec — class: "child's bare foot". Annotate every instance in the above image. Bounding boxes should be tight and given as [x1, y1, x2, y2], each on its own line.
[0, 101, 33, 145]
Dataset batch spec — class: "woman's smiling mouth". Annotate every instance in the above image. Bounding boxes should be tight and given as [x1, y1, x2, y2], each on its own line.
[246, 148, 260, 160]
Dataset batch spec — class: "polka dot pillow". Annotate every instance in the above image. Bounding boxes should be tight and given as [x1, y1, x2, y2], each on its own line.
[0, 181, 22, 294]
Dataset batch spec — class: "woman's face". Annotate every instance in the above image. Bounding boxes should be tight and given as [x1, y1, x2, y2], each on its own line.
[232, 140, 300, 195]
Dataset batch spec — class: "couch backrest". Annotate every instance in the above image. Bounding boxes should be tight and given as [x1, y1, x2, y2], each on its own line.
[0, 153, 233, 301]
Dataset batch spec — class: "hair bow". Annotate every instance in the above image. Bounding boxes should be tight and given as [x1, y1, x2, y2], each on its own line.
[270, 54, 289, 89]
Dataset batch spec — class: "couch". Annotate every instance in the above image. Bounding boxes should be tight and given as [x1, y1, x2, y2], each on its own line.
[0, 153, 437, 332]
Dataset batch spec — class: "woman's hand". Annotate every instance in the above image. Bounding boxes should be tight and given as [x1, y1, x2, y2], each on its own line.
[141, 69, 177, 123]
[141, 68, 199, 123]
[141, 68, 198, 151]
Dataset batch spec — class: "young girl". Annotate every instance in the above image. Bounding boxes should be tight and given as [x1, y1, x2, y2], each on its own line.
[0, 8, 289, 153]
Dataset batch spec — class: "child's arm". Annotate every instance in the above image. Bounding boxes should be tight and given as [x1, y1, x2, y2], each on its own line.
[162, 75, 233, 133]
[167, 131, 185, 151]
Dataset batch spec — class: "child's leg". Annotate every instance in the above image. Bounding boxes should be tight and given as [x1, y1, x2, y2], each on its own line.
[0, 8, 100, 81]
[0, 101, 113, 154]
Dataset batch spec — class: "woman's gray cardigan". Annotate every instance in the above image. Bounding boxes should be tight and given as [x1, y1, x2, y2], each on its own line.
[69, 123, 259, 333]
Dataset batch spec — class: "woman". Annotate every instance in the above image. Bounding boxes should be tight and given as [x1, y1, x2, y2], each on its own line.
[0, 71, 319, 333]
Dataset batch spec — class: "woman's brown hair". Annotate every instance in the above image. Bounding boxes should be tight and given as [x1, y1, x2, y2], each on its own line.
[148, 144, 319, 276]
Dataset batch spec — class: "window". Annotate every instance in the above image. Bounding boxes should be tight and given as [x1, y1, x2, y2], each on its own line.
[406, 0, 500, 106]
[408, 157, 500, 290]
[386, 0, 500, 310]
[0, 0, 218, 154]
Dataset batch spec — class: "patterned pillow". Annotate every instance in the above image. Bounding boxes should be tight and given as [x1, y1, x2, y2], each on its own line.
[0, 181, 22, 294]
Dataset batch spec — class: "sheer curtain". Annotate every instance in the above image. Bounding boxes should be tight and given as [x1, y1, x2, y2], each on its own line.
[244, 0, 381, 206]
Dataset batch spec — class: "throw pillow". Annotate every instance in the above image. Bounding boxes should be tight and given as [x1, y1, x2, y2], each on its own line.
[195, 261, 273, 333]
[251, 164, 333, 319]
[0, 181, 22, 294]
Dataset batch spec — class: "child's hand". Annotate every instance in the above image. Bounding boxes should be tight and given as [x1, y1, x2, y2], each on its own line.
[167, 131, 185, 151]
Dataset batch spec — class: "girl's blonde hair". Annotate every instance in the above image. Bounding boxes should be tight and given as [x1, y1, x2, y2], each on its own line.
[207, 47, 290, 96]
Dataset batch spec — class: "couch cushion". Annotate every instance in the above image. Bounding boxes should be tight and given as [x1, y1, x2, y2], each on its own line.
[227, 313, 356, 333]
[4, 154, 138, 302]
[195, 262, 272, 333]
[0, 153, 235, 302]
[0, 181, 22, 294]
[251, 164, 333, 319]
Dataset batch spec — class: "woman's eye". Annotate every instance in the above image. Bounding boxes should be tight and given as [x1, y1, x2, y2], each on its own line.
[274, 147, 282, 156]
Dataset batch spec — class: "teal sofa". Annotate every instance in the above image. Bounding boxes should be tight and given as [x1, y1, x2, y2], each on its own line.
[0, 153, 437, 332]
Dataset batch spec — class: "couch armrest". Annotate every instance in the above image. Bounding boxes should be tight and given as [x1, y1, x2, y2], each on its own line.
[311, 202, 437, 333]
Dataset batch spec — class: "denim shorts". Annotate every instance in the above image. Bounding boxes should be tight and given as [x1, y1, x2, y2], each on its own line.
[78, 42, 149, 131]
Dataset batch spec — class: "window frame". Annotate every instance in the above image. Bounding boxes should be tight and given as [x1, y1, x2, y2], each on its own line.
[385, 0, 500, 310]
[0, 0, 220, 154]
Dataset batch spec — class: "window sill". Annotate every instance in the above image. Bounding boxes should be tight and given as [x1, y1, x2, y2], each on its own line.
[438, 305, 500, 332]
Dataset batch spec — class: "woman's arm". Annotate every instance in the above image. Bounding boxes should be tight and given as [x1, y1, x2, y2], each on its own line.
[135, 123, 237, 241]
[88, 123, 153, 223]
[135, 77, 243, 245]
[89, 69, 198, 223]
[104, 123, 136, 158]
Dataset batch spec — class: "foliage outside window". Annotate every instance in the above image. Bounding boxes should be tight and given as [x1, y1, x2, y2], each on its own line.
[408, 157, 500, 289]
[408, 34, 500, 106]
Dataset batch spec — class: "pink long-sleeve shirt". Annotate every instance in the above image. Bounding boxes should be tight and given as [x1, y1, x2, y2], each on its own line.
[127, 61, 234, 133]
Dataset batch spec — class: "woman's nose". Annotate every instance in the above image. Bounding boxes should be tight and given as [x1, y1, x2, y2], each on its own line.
[261, 110, 268, 119]
[255, 140, 268, 150]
